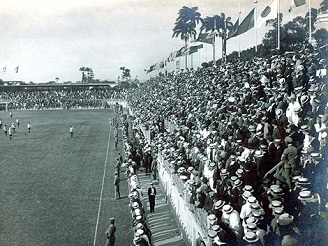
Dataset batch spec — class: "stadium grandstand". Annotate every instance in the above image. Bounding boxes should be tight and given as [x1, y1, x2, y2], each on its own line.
[0, 1, 327, 246]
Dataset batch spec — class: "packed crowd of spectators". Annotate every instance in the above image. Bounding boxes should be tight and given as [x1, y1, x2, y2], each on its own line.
[127, 46, 328, 245]
[0, 88, 127, 109]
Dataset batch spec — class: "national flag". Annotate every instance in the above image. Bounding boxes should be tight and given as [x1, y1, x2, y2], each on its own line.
[188, 44, 203, 55]
[289, 0, 306, 12]
[257, 0, 278, 28]
[227, 17, 240, 39]
[175, 46, 188, 57]
[195, 33, 215, 44]
[233, 8, 255, 36]
[15, 66, 19, 73]
[3, 67, 6, 72]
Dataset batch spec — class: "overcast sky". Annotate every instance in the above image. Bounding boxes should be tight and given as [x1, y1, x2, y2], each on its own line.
[0, 0, 320, 83]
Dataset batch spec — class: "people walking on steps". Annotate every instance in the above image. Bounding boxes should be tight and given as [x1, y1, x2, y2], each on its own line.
[147, 182, 156, 213]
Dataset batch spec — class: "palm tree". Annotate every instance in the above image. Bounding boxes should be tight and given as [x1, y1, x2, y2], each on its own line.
[79, 67, 86, 84]
[172, 6, 202, 69]
[200, 13, 233, 63]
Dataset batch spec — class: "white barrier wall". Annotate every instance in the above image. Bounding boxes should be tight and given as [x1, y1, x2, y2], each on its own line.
[157, 153, 208, 246]
[126, 101, 209, 246]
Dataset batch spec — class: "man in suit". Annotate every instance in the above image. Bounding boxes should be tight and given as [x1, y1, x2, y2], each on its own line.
[105, 218, 116, 246]
[148, 182, 157, 213]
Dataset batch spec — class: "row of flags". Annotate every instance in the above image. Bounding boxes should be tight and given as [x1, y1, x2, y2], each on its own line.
[145, 43, 205, 73]
[2, 66, 19, 73]
[146, 0, 307, 74]
[200, 0, 307, 42]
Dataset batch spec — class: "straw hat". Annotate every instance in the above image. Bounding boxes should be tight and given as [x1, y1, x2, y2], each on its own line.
[214, 200, 225, 209]
[208, 230, 217, 239]
[243, 232, 259, 243]
[273, 207, 284, 216]
[243, 185, 254, 193]
[278, 213, 294, 226]
[242, 191, 252, 200]
[298, 190, 314, 201]
[222, 204, 233, 214]
[252, 210, 264, 220]
[247, 196, 257, 204]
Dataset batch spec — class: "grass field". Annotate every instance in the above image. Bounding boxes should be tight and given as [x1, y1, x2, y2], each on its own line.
[0, 109, 133, 246]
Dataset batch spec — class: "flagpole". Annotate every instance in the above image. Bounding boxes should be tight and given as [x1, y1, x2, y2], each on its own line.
[213, 19, 216, 66]
[254, 0, 258, 53]
[238, 3, 241, 58]
[309, 0, 312, 44]
[277, 0, 280, 50]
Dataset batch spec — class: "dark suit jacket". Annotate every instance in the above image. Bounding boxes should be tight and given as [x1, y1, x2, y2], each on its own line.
[148, 187, 157, 197]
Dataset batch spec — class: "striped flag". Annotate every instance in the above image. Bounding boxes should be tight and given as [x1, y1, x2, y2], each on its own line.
[257, 0, 278, 28]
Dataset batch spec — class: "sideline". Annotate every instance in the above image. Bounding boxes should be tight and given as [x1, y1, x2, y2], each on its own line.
[93, 119, 112, 246]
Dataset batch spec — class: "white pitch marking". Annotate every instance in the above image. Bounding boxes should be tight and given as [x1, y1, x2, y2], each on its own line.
[93, 120, 112, 246]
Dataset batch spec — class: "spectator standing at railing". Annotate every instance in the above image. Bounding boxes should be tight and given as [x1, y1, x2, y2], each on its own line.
[105, 217, 116, 246]
[113, 172, 121, 199]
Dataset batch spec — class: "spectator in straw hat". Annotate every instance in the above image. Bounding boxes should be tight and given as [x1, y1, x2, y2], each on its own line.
[221, 204, 243, 243]
[242, 231, 261, 246]
[277, 213, 300, 241]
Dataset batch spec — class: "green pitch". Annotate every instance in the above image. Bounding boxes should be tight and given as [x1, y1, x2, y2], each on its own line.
[0, 109, 132, 246]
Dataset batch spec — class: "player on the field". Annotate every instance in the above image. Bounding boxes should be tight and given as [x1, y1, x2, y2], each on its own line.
[27, 122, 31, 133]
